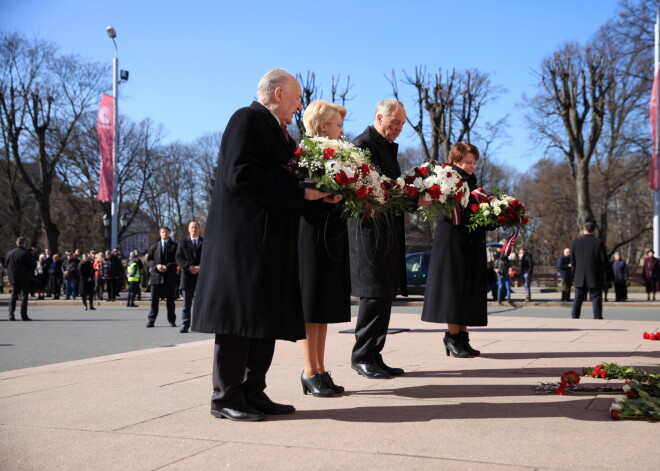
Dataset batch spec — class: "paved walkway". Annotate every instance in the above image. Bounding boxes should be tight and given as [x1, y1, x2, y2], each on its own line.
[1, 312, 658, 470]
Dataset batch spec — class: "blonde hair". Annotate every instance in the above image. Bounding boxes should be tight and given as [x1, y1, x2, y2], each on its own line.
[303, 100, 347, 137]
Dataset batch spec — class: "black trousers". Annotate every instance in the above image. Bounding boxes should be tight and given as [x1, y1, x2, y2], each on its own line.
[571, 286, 603, 319]
[9, 282, 30, 318]
[180, 287, 196, 328]
[148, 284, 176, 323]
[211, 334, 275, 408]
[351, 297, 393, 365]
[613, 281, 627, 301]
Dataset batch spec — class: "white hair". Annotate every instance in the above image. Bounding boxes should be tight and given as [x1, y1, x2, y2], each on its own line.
[374, 99, 404, 119]
[257, 68, 294, 101]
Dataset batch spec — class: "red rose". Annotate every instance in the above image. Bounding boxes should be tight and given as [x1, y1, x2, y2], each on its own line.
[625, 391, 637, 398]
[655, 332, 660, 340]
[405, 185, 418, 199]
[471, 204, 479, 212]
[360, 163, 370, 175]
[497, 216, 507, 225]
[323, 148, 335, 159]
[643, 332, 651, 339]
[428, 185, 441, 200]
[335, 171, 349, 186]
[356, 186, 369, 198]
[418, 167, 429, 177]
[452, 191, 463, 203]
[294, 147, 303, 157]
[521, 217, 529, 225]
[404, 175, 415, 184]
[593, 365, 602, 373]
[505, 212, 515, 222]
[599, 370, 607, 379]
[457, 180, 464, 188]
[611, 410, 621, 420]
[446, 172, 452, 178]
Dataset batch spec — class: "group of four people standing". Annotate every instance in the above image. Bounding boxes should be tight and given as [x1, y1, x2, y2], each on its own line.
[191, 68, 489, 422]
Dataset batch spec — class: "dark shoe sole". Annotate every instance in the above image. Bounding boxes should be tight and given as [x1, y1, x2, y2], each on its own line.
[351, 364, 392, 379]
[210, 408, 264, 421]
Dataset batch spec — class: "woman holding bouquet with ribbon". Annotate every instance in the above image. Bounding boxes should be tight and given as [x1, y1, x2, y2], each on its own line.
[297, 100, 351, 397]
[421, 142, 489, 358]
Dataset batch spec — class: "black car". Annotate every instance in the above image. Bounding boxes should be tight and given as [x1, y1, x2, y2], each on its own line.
[406, 252, 431, 295]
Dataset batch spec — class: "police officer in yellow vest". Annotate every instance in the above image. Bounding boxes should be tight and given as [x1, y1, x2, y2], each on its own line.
[126, 253, 141, 307]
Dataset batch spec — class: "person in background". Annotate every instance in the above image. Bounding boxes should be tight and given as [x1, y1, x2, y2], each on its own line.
[34, 253, 49, 300]
[557, 248, 572, 302]
[642, 249, 660, 301]
[79, 253, 96, 310]
[6, 237, 36, 321]
[48, 254, 63, 300]
[146, 226, 178, 328]
[518, 247, 534, 302]
[176, 221, 204, 334]
[93, 253, 104, 302]
[611, 251, 628, 302]
[494, 254, 512, 305]
[570, 222, 607, 319]
[101, 251, 117, 301]
[126, 253, 141, 307]
[62, 252, 79, 300]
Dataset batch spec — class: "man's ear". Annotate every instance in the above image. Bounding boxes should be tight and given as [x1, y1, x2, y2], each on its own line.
[274, 86, 283, 102]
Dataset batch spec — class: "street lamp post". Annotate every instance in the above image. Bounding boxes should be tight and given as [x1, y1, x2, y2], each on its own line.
[106, 26, 119, 253]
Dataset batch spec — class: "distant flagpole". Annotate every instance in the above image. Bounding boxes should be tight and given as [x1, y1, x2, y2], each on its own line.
[654, 9, 660, 256]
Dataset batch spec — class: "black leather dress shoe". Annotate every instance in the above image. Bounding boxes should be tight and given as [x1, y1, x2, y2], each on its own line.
[9, 315, 16, 321]
[377, 361, 404, 376]
[210, 405, 264, 422]
[146, 320, 155, 328]
[21, 316, 32, 321]
[169, 322, 176, 327]
[179, 326, 189, 333]
[351, 362, 392, 379]
[247, 393, 295, 415]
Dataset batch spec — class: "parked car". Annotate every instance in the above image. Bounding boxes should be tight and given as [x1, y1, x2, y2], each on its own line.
[406, 252, 431, 295]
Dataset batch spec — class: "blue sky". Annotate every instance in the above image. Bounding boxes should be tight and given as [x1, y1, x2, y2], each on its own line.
[2, 0, 624, 171]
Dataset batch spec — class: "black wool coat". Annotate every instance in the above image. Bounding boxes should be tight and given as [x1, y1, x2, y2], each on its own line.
[421, 167, 488, 326]
[176, 237, 203, 290]
[570, 234, 607, 289]
[347, 126, 407, 298]
[298, 201, 351, 324]
[147, 239, 179, 286]
[191, 102, 306, 341]
[6, 246, 36, 285]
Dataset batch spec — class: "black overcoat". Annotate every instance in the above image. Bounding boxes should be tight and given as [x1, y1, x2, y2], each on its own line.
[570, 234, 607, 289]
[298, 201, 351, 324]
[175, 237, 203, 290]
[421, 167, 488, 326]
[5, 246, 36, 285]
[347, 126, 407, 298]
[191, 102, 306, 341]
[147, 239, 179, 286]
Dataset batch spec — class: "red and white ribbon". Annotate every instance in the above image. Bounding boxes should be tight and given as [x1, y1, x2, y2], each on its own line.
[500, 227, 520, 256]
[470, 187, 490, 203]
[451, 206, 461, 225]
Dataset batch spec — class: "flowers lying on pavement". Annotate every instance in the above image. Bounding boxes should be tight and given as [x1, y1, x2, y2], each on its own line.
[642, 331, 660, 340]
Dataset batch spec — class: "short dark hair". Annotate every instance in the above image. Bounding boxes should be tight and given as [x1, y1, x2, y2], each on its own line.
[16, 237, 28, 247]
[583, 221, 596, 233]
[159, 226, 170, 232]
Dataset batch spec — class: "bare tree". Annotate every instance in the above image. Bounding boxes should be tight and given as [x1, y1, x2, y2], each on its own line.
[0, 32, 107, 252]
[389, 66, 505, 162]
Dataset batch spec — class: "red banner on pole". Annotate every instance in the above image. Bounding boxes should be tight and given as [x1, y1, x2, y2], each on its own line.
[97, 94, 114, 201]
[649, 70, 659, 190]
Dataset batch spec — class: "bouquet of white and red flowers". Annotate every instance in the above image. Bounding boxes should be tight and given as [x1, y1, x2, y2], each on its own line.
[287, 135, 387, 218]
[466, 189, 529, 231]
[398, 161, 470, 222]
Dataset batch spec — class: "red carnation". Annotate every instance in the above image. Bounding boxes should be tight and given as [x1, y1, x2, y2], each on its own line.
[452, 191, 463, 203]
[611, 410, 621, 420]
[505, 212, 515, 222]
[404, 175, 415, 184]
[599, 369, 607, 379]
[418, 166, 429, 177]
[446, 172, 452, 178]
[335, 171, 349, 186]
[323, 148, 335, 159]
[356, 186, 369, 198]
[428, 185, 441, 200]
[497, 216, 507, 225]
[521, 217, 529, 225]
[593, 365, 603, 373]
[625, 391, 637, 398]
[360, 163, 370, 175]
[643, 332, 651, 339]
[471, 204, 479, 212]
[656, 332, 660, 340]
[405, 185, 418, 199]
[294, 147, 303, 157]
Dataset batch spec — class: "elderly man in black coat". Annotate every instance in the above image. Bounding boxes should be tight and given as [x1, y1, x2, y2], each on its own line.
[175, 221, 203, 334]
[146, 226, 178, 328]
[191, 68, 331, 422]
[6, 237, 36, 321]
[348, 99, 409, 380]
[570, 221, 608, 319]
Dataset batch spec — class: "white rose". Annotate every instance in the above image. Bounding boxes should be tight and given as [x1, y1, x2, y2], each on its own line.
[493, 206, 501, 216]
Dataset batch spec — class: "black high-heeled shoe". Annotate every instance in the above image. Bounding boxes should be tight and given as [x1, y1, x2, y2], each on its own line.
[459, 331, 480, 356]
[321, 371, 344, 393]
[443, 332, 470, 358]
[301, 372, 335, 397]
